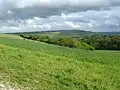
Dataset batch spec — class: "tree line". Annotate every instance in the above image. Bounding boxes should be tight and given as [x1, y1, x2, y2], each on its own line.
[20, 34, 95, 50]
[81, 35, 120, 50]
[20, 34, 120, 50]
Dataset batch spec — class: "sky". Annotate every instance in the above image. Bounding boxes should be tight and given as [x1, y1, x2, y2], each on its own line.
[0, 0, 120, 33]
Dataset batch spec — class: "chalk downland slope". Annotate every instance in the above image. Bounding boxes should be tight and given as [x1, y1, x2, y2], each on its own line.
[0, 35, 120, 90]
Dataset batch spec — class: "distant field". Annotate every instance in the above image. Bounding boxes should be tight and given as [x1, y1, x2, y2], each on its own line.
[0, 34, 22, 39]
[0, 34, 120, 90]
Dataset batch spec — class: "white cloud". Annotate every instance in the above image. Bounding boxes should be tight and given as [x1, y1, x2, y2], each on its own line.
[64, 21, 80, 28]
[1, 7, 120, 33]
[4, 0, 110, 8]
[0, 0, 120, 18]
[0, 0, 120, 33]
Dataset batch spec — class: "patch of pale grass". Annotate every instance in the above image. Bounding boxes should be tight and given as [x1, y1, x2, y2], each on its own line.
[0, 34, 21, 39]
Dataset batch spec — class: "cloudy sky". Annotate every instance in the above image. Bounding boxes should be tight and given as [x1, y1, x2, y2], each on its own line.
[0, 0, 120, 33]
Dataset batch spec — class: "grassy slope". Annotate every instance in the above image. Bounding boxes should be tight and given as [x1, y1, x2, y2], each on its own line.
[0, 35, 120, 90]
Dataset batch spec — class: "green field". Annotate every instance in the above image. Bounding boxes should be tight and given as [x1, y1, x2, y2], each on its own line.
[0, 35, 120, 90]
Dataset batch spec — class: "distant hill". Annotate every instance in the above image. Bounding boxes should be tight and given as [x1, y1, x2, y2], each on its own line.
[102, 32, 120, 35]
[10, 30, 120, 37]
[12, 30, 97, 37]
[11, 30, 92, 34]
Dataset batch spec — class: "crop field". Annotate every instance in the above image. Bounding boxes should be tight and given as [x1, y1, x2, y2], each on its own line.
[0, 34, 120, 90]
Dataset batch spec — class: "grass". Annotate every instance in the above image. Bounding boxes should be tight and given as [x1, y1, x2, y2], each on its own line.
[0, 35, 120, 90]
[0, 34, 22, 39]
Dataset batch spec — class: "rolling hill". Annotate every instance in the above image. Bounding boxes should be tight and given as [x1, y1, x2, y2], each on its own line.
[0, 34, 120, 90]
[9, 30, 120, 37]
